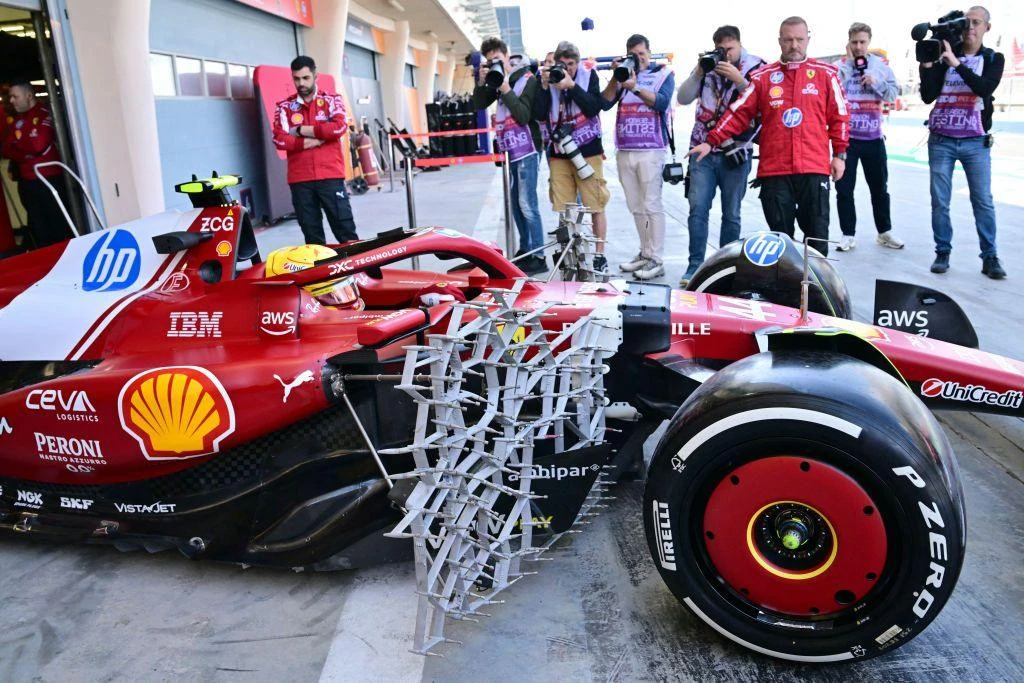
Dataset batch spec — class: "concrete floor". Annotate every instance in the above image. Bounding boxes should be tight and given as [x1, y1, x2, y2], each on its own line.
[1, 111, 1022, 682]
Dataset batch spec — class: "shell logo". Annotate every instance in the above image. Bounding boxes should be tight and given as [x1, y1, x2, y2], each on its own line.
[118, 366, 236, 460]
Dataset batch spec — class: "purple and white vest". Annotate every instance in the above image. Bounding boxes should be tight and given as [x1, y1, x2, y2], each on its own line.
[615, 66, 672, 150]
[842, 57, 886, 141]
[495, 69, 538, 162]
[928, 54, 986, 138]
[689, 50, 764, 149]
[548, 65, 601, 151]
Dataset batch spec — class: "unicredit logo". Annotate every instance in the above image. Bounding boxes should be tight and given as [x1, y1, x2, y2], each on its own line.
[920, 378, 1023, 409]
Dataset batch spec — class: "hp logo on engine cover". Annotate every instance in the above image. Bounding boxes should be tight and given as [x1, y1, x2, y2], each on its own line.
[743, 233, 786, 267]
[82, 229, 141, 292]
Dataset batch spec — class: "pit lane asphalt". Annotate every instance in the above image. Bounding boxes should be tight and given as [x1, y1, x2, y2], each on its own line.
[1, 112, 1021, 682]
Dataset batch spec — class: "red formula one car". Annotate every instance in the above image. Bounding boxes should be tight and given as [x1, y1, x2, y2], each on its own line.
[1, 177, 1021, 662]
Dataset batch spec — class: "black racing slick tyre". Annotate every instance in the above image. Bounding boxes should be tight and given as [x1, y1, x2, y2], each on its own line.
[643, 351, 966, 663]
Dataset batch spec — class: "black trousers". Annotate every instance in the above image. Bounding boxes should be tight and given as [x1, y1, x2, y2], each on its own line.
[18, 177, 72, 249]
[290, 178, 358, 245]
[835, 137, 891, 237]
[758, 173, 831, 256]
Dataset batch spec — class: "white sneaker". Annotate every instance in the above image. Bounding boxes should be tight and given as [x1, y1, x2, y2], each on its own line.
[619, 252, 648, 272]
[876, 231, 905, 249]
[837, 235, 856, 252]
[634, 260, 665, 280]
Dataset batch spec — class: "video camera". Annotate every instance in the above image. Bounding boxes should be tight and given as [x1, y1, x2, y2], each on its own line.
[699, 47, 727, 73]
[911, 10, 968, 63]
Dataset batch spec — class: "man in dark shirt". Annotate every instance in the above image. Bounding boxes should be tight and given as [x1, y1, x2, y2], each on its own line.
[919, 6, 1005, 278]
[536, 41, 611, 272]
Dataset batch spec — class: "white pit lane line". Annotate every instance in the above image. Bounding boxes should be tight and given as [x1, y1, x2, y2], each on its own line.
[318, 568, 425, 682]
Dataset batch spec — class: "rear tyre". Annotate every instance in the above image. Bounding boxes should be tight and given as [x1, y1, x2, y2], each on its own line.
[643, 351, 965, 662]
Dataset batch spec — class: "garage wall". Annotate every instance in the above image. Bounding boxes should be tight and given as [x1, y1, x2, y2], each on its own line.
[149, 0, 297, 217]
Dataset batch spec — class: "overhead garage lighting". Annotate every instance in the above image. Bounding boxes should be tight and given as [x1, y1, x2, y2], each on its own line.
[387, 0, 406, 11]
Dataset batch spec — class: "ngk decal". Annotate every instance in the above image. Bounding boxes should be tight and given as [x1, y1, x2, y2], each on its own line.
[200, 214, 235, 232]
[35, 432, 108, 467]
[26, 389, 99, 422]
[167, 311, 223, 338]
[260, 311, 297, 336]
[16, 490, 43, 509]
[60, 497, 94, 510]
[919, 378, 1023, 409]
[652, 500, 677, 571]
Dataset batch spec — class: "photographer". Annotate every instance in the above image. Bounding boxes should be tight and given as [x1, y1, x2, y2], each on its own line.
[473, 37, 547, 275]
[920, 6, 1005, 279]
[676, 25, 764, 285]
[599, 34, 675, 281]
[536, 40, 611, 272]
[835, 23, 903, 253]
[689, 16, 849, 257]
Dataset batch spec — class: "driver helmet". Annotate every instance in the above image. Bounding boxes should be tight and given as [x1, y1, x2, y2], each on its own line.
[265, 244, 363, 309]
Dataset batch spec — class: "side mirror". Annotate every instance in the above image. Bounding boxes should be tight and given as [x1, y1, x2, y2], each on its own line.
[152, 231, 213, 255]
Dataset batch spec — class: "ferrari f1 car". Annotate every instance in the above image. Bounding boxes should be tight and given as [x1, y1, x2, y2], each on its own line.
[1, 176, 1021, 663]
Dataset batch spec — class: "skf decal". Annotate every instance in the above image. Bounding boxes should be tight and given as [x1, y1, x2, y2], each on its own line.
[167, 312, 223, 338]
[919, 378, 1023, 409]
[273, 370, 316, 403]
[60, 497, 94, 510]
[260, 311, 297, 336]
[652, 500, 677, 571]
[118, 366, 236, 460]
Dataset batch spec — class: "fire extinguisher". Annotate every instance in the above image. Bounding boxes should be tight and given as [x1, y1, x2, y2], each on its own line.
[354, 129, 380, 188]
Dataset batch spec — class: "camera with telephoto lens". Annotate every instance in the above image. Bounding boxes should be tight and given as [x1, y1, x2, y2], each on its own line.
[548, 64, 567, 85]
[911, 10, 967, 63]
[551, 123, 594, 180]
[485, 59, 505, 89]
[699, 47, 728, 73]
[614, 54, 638, 83]
[662, 161, 684, 185]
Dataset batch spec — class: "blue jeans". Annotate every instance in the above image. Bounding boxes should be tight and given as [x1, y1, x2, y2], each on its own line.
[928, 133, 997, 258]
[510, 153, 544, 253]
[686, 152, 752, 266]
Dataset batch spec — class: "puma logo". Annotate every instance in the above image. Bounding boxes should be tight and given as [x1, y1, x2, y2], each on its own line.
[273, 370, 316, 403]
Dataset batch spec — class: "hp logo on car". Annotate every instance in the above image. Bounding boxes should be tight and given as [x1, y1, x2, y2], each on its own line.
[782, 107, 803, 128]
[743, 233, 786, 267]
[82, 229, 141, 292]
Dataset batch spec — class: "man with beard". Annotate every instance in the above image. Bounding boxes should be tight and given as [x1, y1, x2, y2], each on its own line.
[689, 16, 849, 256]
[273, 55, 359, 246]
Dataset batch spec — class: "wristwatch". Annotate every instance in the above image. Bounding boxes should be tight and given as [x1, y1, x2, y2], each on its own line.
[835, 152, 848, 161]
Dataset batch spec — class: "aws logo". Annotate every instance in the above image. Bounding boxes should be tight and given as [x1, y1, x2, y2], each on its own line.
[118, 366, 235, 460]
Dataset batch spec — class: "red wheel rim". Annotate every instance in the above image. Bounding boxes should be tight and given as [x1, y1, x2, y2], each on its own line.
[703, 456, 887, 617]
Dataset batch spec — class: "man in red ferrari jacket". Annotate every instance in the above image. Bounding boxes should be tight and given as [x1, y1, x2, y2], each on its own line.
[1, 82, 71, 249]
[689, 16, 849, 255]
[273, 55, 359, 246]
